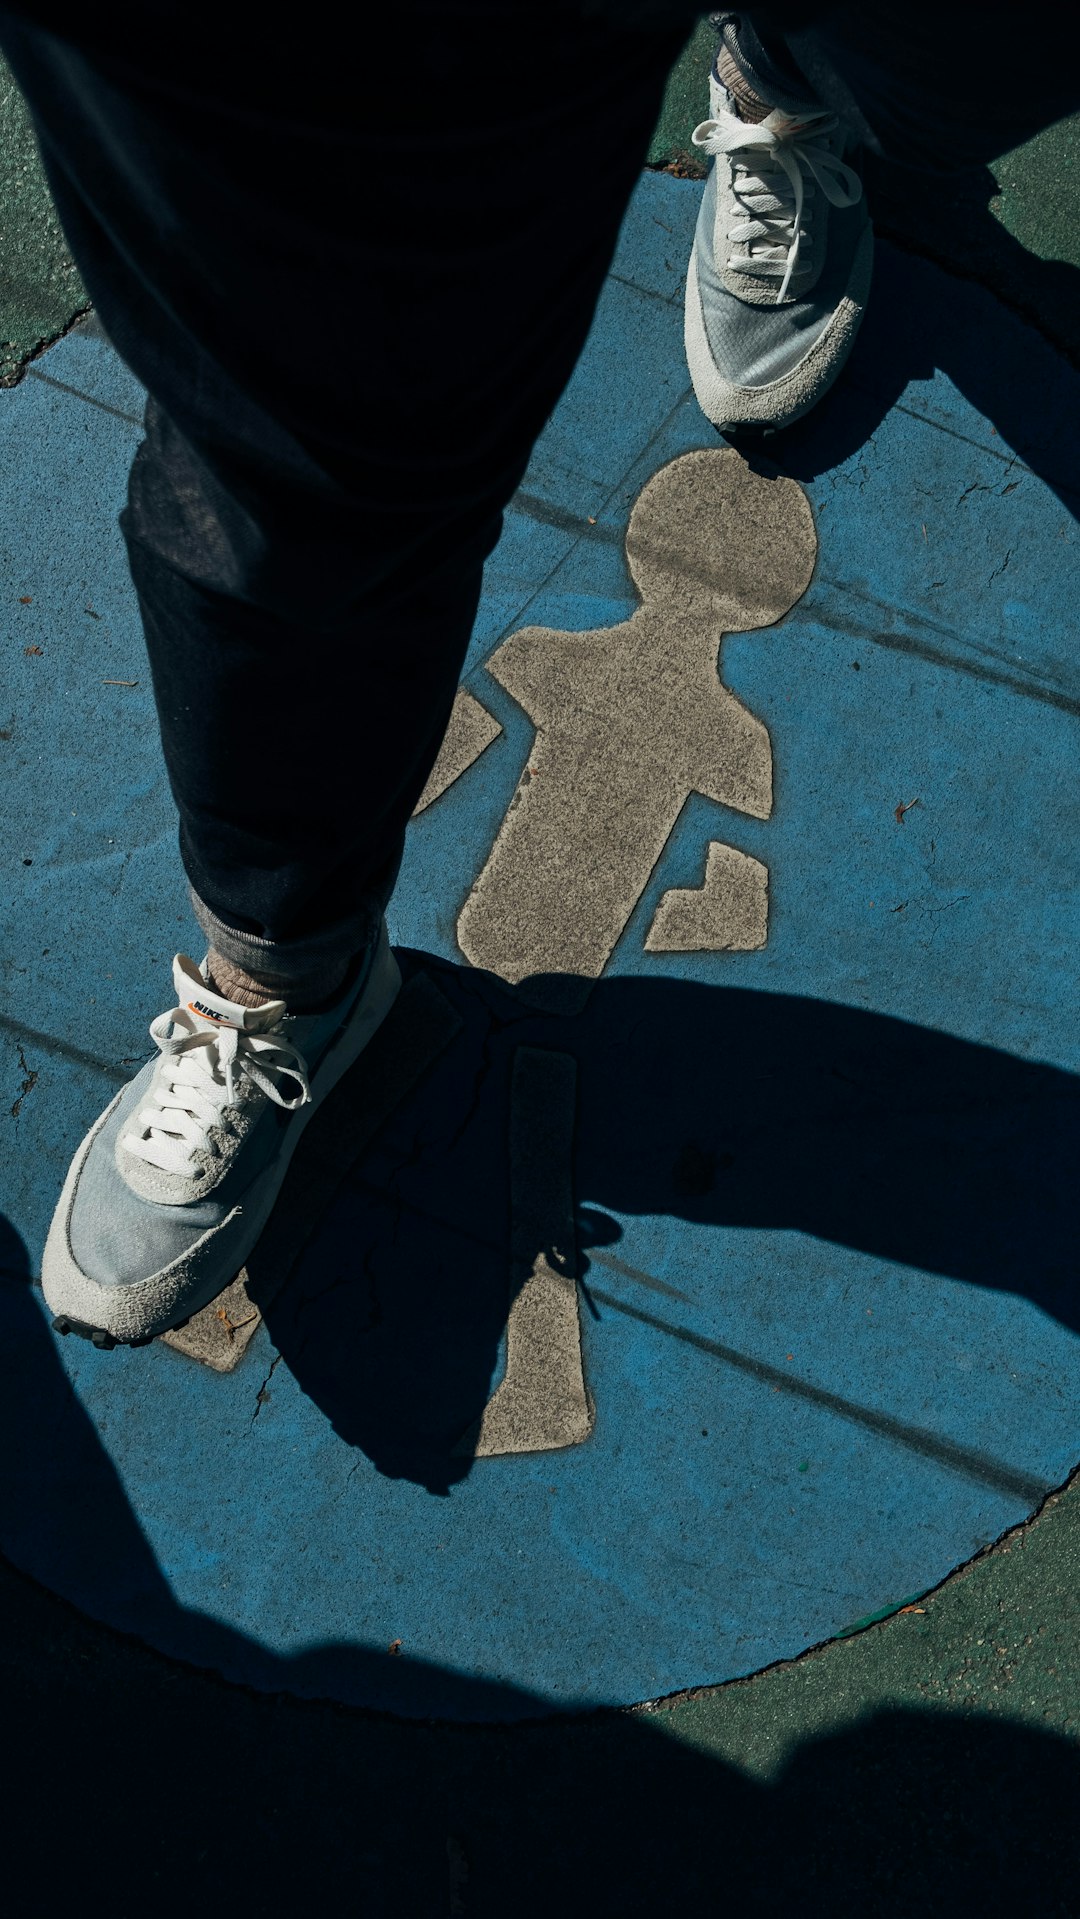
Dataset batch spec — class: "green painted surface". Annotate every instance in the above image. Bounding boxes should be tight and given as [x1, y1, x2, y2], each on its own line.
[648, 1473, 1080, 1774]
[990, 116, 1080, 268]
[0, 56, 86, 384]
[647, 17, 716, 171]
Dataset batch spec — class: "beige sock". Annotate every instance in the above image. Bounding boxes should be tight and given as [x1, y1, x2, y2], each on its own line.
[717, 45, 773, 123]
[205, 949, 350, 1012]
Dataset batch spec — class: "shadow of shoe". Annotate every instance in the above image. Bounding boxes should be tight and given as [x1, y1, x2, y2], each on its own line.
[766, 165, 1080, 528]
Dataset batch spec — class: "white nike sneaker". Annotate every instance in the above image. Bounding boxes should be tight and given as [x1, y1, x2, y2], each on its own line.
[684, 59, 873, 432]
[43, 922, 400, 1346]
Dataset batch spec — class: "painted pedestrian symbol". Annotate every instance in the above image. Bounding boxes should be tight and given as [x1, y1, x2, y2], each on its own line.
[457, 448, 816, 982]
[436, 448, 816, 1455]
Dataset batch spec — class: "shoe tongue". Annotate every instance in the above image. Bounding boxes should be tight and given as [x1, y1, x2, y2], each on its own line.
[172, 958, 285, 1034]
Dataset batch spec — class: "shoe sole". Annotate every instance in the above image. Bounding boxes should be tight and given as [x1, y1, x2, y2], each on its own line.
[683, 226, 874, 434]
[42, 927, 402, 1346]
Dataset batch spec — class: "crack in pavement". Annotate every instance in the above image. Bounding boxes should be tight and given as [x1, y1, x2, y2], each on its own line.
[250, 1350, 282, 1424]
[10, 1041, 37, 1119]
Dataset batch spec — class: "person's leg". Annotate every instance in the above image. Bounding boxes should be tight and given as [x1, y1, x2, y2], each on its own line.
[2, 6, 689, 1006]
[684, 10, 873, 432]
[686, 6, 1080, 432]
[751, 6, 1080, 172]
[2, 5, 689, 1339]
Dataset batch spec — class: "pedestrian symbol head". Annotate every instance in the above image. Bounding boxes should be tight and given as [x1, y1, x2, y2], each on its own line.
[624, 447, 817, 631]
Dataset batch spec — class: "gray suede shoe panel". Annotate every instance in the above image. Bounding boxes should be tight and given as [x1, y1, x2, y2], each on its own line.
[116, 1073, 271, 1207]
[71, 1069, 295, 1286]
[685, 229, 872, 431]
[692, 158, 872, 391]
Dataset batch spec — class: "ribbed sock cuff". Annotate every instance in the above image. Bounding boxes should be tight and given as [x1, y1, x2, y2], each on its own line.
[714, 10, 823, 116]
[190, 885, 379, 997]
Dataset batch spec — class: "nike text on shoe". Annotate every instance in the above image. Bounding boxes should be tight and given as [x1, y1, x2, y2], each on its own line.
[684, 62, 873, 433]
[43, 922, 401, 1345]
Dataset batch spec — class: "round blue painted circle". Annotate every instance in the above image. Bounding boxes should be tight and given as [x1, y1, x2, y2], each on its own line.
[1, 177, 1077, 1722]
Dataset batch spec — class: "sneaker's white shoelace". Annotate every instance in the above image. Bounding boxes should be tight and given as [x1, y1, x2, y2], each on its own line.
[122, 1008, 311, 1176]
[692, 108, 863, 303]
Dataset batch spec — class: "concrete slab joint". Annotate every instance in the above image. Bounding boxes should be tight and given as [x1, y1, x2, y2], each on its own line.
[456, 449, 816, 984]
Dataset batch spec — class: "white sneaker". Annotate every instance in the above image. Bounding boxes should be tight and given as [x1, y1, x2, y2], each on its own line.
[684, 61, 873, 432]
[43, 922, 401, 1345]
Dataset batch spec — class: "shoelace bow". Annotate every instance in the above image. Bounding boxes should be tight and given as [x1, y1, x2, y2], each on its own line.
[122, 1006, 311, 1176]
[691, 108, 862, 303]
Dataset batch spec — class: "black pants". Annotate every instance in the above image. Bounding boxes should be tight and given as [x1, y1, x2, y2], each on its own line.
[0, 4, 1074, 984]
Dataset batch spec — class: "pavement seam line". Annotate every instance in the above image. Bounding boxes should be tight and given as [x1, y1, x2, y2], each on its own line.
[587, 1285, 1056, 1502]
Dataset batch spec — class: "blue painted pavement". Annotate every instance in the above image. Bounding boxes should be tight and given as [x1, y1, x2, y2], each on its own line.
[1, 175, 1077, 1720]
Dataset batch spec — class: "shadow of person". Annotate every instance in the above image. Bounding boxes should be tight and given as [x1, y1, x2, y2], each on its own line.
[865, 151, 1080, 374]
[3, 1492, 1080, 1916]
[249, 952, 1078, 1496]
[0, 1203, 556, 1718]
[750, 184, 1079, 527]
[3, 1113, 1080, 1908]
[0, 1209, 195, 1644]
